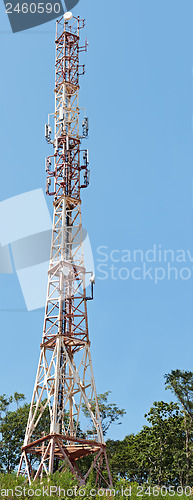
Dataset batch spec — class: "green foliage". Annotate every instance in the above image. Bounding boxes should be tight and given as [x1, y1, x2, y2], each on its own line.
[82, 391, 126, 437]
[106, 371, 193, 486]
[0, 474, 192, 499]
[143, 401, 186, 486]
[0, 396, 50, 473]
[0, 391, 86, 474]
[164, 369, 193, 417]
[164, 370, 193, 485]
[13, 392, 25, 409]
[0, 402, 29, 472]
[107, 399, 193, 486]
[0, 395, 12, 418]
[2, 372, 193, 487]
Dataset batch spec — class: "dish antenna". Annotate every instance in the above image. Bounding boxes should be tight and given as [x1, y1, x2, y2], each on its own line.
[64, 11, 73, 20]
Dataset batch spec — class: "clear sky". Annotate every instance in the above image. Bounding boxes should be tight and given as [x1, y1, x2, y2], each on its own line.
[1, 0, 193, 441]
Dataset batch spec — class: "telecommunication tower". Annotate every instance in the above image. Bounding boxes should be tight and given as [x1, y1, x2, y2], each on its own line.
[17, 13, 113, 487]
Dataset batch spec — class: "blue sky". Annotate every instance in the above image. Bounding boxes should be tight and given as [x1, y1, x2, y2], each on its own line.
[1, 0, 193, 440]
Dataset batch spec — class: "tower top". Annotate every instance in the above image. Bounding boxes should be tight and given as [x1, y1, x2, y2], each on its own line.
[64, 11, 73, 20]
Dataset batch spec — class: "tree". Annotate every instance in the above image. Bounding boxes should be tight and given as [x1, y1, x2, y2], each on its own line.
[106, 401, 187, 486]
[0, 394, 53, 472]
[164, 370, 193, 485]
[82, 391, 126, 437]
[0, 395, 12, 418]
[106, 434, 141, 482]
[164, 370, 193, 417]
[0, 393, 83, 473]
[0, 402, 31, 472]
[144, 401, 185, 486]
[13, 392, 25, 410]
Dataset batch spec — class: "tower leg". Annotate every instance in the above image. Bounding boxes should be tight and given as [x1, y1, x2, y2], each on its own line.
[19, 434, 112, 487]
[104, 449, 113, 488]
[49, 438, 55, 475]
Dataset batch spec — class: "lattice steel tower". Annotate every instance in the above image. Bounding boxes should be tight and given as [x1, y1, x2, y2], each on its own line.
[17, 14, 112, 487]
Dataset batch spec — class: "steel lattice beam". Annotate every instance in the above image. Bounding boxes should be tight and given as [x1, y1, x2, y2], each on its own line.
[17, 14, 112, 488]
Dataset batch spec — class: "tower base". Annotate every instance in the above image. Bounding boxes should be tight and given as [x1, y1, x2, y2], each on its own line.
[18, 434, 113, 487]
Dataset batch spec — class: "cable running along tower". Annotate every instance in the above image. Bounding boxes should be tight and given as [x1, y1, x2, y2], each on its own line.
[18, 14, 112, 487]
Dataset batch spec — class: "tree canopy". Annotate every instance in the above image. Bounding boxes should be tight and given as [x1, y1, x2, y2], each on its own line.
[2, 371, 193, 486]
